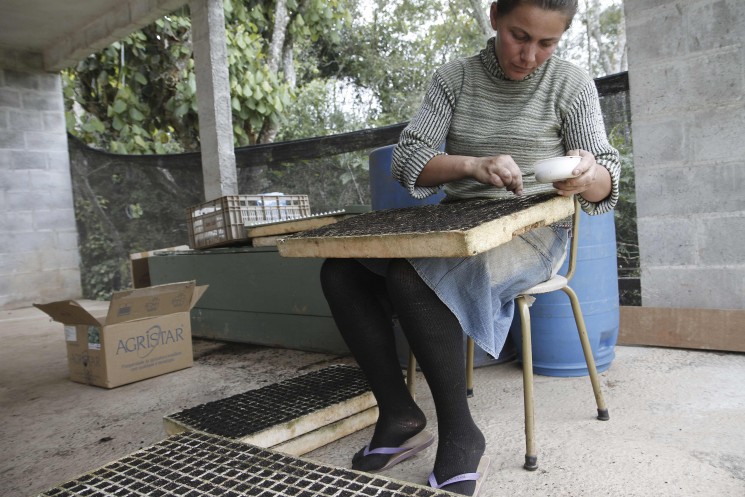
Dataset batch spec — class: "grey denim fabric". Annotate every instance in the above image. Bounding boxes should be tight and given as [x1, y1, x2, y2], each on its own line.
[409, 226, 569, 358]
[358, 226, 569, 359]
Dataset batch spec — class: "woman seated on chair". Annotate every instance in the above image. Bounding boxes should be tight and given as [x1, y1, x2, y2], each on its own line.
[320, 0, 620, 495]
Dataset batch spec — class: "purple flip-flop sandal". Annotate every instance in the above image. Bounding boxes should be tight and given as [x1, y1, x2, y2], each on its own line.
[353, 430, 435, 473]
[428, 455, 491, 497]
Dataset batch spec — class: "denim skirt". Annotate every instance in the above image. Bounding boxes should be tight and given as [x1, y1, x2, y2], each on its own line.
[360, 225, 569, 358]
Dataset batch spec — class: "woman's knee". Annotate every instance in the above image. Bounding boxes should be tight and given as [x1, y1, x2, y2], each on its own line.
[386, 259, 426, 300]
[320, 258, 339, 281]
[321, 258, 382, 295]
[320, 258, 353, 292]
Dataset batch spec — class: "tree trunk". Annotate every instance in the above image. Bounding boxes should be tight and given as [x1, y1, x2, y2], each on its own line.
[267, 0, 290, 74]
[258, 119, 279, 144]
[469, 0, 493, 40]
[588, 20, 613, 74]
[585, 0, 626, 76]
[616, 27, 628, 73]
[282, 39, 296, 88]
[584, 0, 594, 78]
[259, 0, 293, 145]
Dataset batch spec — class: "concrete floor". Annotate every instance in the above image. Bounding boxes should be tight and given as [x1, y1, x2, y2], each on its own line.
[2, 302, 744, 497]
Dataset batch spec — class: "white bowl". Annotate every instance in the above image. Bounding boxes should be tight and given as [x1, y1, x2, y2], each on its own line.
[533, 156, 582, 183]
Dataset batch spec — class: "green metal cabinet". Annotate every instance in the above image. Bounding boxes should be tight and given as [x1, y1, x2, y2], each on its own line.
[147, 246, 349, 354]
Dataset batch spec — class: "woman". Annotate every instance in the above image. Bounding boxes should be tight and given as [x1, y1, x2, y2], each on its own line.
[320, 1, 620, 495]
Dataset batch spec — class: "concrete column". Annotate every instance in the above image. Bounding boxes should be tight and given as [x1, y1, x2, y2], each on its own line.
[190, 0, 238, 201]
[0, 49, 82, 309]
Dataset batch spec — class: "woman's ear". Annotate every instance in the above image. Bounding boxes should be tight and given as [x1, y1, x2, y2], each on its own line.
[489, 2, 499, 30]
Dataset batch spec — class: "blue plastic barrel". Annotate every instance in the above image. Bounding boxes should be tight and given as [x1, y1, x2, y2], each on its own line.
[369, 144, 515, 367]
[509, 209, 620, 377]
[369, 144, 445, 210]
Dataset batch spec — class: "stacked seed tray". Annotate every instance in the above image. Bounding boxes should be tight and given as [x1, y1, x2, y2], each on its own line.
[37, 431, 453, 497]
[277, 192, 574, 258]
[163, 364, 378, 456]
[246, 209, 353, 247]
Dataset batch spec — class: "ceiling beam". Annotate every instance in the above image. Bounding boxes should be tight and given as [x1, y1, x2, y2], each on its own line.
[43, 0, 188, 72]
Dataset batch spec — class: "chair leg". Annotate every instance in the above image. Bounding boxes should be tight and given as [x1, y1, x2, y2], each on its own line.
[466, 337, 475, 398]
[561, 285, 610, 421]
[517, 296, 538, 471]
[407, 349, 417, 400]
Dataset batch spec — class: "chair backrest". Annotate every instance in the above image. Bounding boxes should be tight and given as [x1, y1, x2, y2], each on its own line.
[565, 196, 582, 283]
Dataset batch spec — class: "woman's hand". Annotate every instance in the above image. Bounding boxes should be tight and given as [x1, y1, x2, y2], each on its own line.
[553, 149, 611, 202]
[467, 155, 524, 195]
[417, 153, 524, 195]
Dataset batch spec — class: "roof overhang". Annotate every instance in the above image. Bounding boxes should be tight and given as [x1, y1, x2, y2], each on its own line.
[0, 0, 188, 72]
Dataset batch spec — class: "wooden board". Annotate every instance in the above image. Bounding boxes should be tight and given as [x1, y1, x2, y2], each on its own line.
[251, 235, 283, 247]
[246, 212, 352, 238]
[619, 306, 745, 353]
[277, 193, 574, 258]
[129, 245, 190, 288]
[163, 394, 377, 456]
[272, 407, 378, 455]
[162, 365, 376, 456]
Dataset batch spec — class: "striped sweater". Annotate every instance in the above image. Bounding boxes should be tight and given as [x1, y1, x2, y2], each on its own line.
[391, 37, 620, 216]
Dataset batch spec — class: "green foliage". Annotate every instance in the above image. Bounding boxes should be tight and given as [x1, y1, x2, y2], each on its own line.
[64, 0, 353, 150]
[609, 124, 640, 305]
[63, 14, 196, 153]
[304, 0, 483, 125]
[73, 195, 129, 300]
[224, 13, 294, 145]
[610, 125, 638, 276]
[558, 0, 627, 77]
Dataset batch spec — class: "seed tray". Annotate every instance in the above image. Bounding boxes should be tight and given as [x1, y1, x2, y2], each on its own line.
[277, 192, 574, 258]
[38, 431, 451, 497]
[163, 365, 377, 453]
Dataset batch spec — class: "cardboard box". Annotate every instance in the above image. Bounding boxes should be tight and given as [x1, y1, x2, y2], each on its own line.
[35, 281, 208, 389]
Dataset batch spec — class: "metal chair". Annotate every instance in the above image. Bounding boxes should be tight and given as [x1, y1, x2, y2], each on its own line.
[406, 196, 609, 470]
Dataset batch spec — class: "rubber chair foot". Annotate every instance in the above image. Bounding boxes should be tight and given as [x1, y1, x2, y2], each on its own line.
[523, 455, 538, 471]
[597, 408, 610, 421]
[466, 388, 474, 398]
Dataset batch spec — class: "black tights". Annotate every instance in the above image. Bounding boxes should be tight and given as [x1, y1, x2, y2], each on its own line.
[320, 258, 485, 495]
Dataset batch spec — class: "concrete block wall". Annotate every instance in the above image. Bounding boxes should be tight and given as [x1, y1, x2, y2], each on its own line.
[0, 51, 82, 310]
[624, 0, 745, 309]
